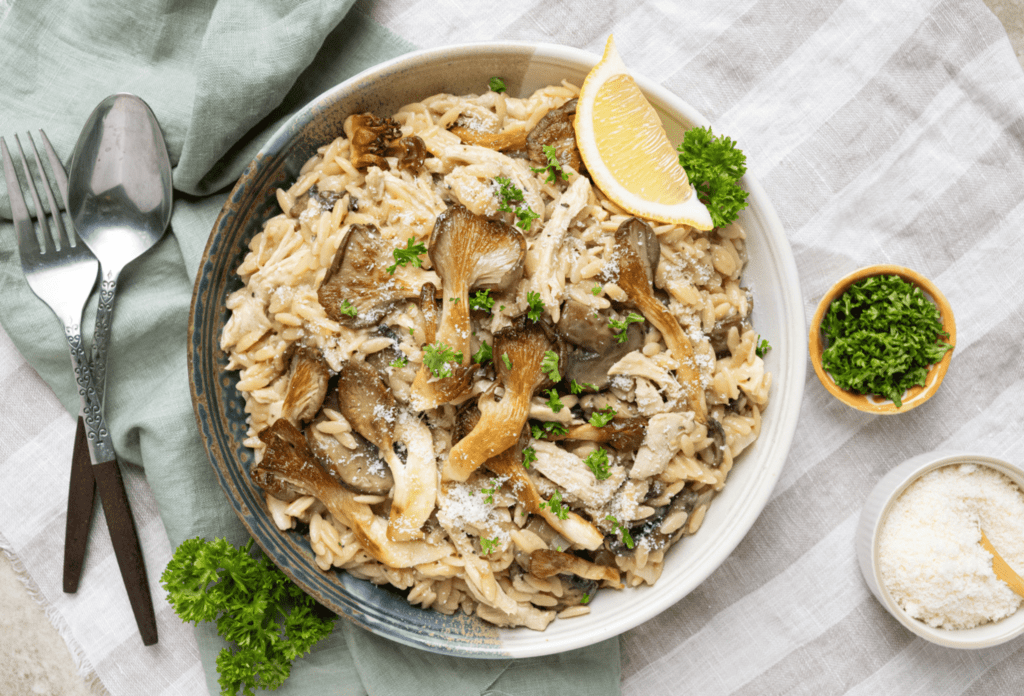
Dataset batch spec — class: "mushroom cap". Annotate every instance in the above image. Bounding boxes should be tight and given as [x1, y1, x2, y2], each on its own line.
[527, 98, 583, 173]
[336, 359, 399, 455]
[344, 113, 402, 170]
[280, 345, 331, 425]
[318, 224, 417, 328]
[428, 203, 526, 294]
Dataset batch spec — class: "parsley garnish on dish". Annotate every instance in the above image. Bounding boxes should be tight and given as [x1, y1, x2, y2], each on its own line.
[677, 126, 749, 229]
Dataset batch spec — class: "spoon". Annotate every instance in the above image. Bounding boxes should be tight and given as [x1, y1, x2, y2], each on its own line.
[980, 530, 1024, 599]
[68, 93, 173, 401]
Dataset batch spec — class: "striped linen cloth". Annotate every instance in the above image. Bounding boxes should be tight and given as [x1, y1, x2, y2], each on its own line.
[2, 0, 1024, 694]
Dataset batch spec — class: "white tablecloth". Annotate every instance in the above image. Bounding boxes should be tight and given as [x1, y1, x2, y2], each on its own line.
[2, 0, 1023, 694]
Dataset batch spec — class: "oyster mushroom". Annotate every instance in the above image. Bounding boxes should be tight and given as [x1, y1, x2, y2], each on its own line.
[529, 549, 621, 586]
[279, 346, 331, 425]
[344, 113, 402, 170]
[418, 281, 440, 345]
[252, 419, 451, 568]
[305, 393, 394, 495]
[318, 224, 418, 328]
[700, 417, 727, 468]
[526, 99, 583, 173]
[449, 125, 528, 152]
[613, 218, 708, 422]
[442, 317, 562, 482]
[562, 319, 644, 392]
[545, 416, 648, 453]
[456, 407, 604, 550]
[337, 361, 437, 541]
[410, 203, 526, 410]
[390, 135, 427, 171]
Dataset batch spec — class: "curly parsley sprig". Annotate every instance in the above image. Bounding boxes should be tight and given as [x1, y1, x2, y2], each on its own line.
[677, 126, 749, 229]
[161, 537, 336, 696]
[386, 236, 427, 274]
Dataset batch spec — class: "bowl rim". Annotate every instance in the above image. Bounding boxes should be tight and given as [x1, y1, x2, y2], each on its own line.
[863, 451, 1024, 648]
[808, 264, 956, 414]
[188, 39, 805, 658]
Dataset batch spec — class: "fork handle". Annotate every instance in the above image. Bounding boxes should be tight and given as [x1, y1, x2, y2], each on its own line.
[90, 270, 120, 401]
[62, 415, 96, 593]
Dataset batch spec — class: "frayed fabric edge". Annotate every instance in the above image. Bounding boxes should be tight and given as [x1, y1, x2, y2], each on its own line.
[0, 531, 99, 682]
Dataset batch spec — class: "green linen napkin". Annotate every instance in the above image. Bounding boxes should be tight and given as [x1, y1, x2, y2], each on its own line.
[0, 1, 621, 694]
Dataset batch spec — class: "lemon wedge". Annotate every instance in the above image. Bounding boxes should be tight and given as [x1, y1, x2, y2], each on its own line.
[575, 36, 713, 230]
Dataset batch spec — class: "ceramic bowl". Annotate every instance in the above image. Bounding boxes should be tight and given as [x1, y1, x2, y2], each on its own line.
[856, 451, 1024, 649]
[188, 41, 806, 658]
[808, 265, 955, 414]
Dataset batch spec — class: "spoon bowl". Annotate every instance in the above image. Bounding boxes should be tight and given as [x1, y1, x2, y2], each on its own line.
[68, 93, 173, 395]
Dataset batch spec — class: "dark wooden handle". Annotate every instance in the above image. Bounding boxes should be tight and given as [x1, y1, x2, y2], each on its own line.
[93, 459, 158, 646]
[63, 415, 96, 594]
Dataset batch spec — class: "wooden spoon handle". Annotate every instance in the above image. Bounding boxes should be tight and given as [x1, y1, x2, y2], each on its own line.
[980, 530, 1024, 599]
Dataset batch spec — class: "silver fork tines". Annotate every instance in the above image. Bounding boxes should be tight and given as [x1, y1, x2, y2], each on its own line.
[1, 132, 107, 456]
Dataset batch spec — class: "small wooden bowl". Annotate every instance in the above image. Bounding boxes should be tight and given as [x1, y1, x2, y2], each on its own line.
[808, 265, 956, 414]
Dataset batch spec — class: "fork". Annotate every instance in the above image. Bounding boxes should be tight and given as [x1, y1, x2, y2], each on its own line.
[1, 131, 158, 646]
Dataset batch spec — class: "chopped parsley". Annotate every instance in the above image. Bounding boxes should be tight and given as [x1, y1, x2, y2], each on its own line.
[390, 355, 409, 369]
[489, 76, 506, 93]
[541, 350, 561, 382]
[676, 125, 750, 229]
[530, 144, 569, 184]
[609, 312, 644, 343]
[755, 336, 771, 358]
[584, 447, 611, 480]
[337, 300, 358, 317]
[494, 175, 540, 231]
[591, 285, 602, 295]
[570, 379, 598, 395]
[386, 236, 427, 274]
[521, 446, 537, 469]
[531, 421, 568, 439]
[820, 274, 952, 408]
[545, 389, 564, 413]
[581, 592, 591, 605]
[526, 291, 545, 321]
[540, 490, 569, 520]
[605, 515, 635, 549]
[480, 479, 499, 504]
[422, 341, 463, 378]
[588, 406, 616, 427]
[449, 296, 459, 304]
[470, 289, 496, 313]
[501, 352, 512, 370]
[408, 326, 416, 338]
[473, 341, 492, 364]
[479, 537, 500, 555]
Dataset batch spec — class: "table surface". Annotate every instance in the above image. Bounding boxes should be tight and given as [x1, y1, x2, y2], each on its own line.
[1, 2, 1023, 695]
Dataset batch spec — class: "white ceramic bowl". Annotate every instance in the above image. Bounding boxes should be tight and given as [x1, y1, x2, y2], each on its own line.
[190, 41, 806, 658]
[856, 451, 1024, 648]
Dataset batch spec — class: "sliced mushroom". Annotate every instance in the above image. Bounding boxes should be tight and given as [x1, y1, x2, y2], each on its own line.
[252, 419, 450, 568]
[318, 224, 418, 328]
[418, 282, 440, 346]
[604, 486, 716, 556]
[529, 549, 621, 585]
[306, 393, 394, 495]
[337, 361, 437, 541]
[389, 135, 428, 171]
[699, 417, 727, 468]
[556, 298, 614, 353]
[442, 316, 561, 482]
[280, 346, 331, 425]
[344, 113, 402, 170]
[527, 99, 582, 173]
[546, 416, 648, 453]
[450, 125, 528, 152]
[563, 320, 644, 392]
[613, 218, 707, 423]
[456, 406, 604, 550]
[410, 203, 526, 410]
